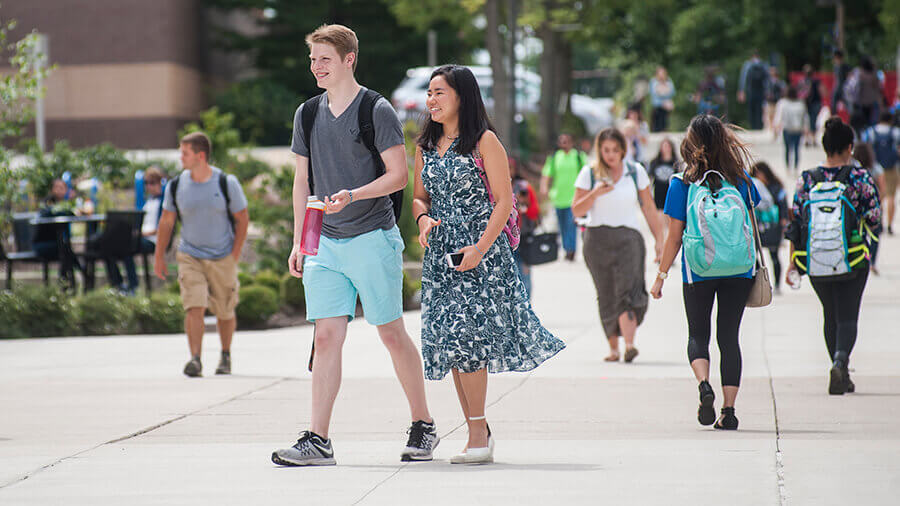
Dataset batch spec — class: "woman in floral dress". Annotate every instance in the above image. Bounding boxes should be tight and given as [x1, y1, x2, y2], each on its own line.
[412, 65, 565, 464]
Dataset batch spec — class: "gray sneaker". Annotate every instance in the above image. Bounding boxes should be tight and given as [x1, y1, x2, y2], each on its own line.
[183, 356, 202, 377]
[215, 352, 231, 375]
[272, 431, 336, 466]
[401, 420, 440, 462]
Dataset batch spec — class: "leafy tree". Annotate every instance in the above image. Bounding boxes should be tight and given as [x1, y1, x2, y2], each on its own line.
[212, 78, 298, 146]
[205, 0, 470, 102]
[0, 15, 53, 236]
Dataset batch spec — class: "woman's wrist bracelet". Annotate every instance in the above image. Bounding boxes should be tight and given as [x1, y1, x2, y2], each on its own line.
[416, 212, 430, 226]
[348, 190, 353, 203]
[474, 244, 485, 256]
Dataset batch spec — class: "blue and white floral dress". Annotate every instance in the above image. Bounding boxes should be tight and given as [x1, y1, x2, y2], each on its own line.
[420, 140, 565, 380]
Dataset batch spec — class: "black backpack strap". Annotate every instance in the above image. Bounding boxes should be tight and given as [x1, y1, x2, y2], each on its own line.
[808, 167, 826, 184]
[301, 94, 324, 196]
[359, 89, 403, 220]
[834, 165, 854, 185]
[169, 174, 181, 222]
[358, 89, 384, 174]
[219, 172, 235, 232]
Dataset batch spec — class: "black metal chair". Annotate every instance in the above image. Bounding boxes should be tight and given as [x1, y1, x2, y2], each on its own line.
[3, 213, 51, 290]
[80, 210, 151, 292]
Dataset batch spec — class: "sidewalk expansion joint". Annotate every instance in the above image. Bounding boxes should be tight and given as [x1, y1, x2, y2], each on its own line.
[0, 377, 289, 491]
[760, 310, 787, 506]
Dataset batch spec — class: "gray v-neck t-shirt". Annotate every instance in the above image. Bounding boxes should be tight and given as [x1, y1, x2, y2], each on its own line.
[291, 86, 404, 239]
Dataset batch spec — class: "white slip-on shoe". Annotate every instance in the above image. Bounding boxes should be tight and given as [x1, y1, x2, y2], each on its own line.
[450, 416, 493, 464]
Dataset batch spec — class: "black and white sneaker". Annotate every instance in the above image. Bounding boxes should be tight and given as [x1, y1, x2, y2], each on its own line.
[271, 431, 336, 466]
[400, 420, 439, 462]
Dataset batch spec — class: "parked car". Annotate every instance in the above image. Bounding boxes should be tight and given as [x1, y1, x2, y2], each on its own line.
[391, 66, 614, 134]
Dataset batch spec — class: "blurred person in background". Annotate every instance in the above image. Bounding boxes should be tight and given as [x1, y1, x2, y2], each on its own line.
[799, 64, 824, 147]
[510, 157, 540, 297]
[738, 50, 768, 130]
[649, 66, 676, 132]
[773, 86, 809, 173]
[541, 133, 588, 261]
[764, 66, 787, 138]
[860, 111, 898, 234]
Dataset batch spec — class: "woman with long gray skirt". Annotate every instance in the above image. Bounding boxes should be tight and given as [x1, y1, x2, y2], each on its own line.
[572, 128, 665, 363]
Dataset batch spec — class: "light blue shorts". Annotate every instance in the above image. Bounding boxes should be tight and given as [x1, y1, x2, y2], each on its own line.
[303, 226, 405, 326]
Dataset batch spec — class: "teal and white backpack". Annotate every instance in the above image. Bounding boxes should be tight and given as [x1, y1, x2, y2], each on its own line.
[679, 170, 756, 282]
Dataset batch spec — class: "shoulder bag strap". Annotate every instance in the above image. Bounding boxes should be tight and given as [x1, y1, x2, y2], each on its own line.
[744, 178, 766, 274]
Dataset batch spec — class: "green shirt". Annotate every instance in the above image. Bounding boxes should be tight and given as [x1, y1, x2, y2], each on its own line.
[542, 149, 588, 209]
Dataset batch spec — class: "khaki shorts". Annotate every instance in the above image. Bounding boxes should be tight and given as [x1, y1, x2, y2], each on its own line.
[176, 251, 240, 319]
[885, 169, 898, 197]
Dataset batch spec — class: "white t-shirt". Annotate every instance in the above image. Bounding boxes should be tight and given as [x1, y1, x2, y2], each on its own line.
[142, 197, 162, 244]
[574, 162, 650, 230]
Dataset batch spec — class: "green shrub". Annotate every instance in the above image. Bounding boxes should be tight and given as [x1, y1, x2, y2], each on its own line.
[79, 143, 132, 189]
[402, 271, 421, 305]
[132, 293, 185, 334]
[280, 272, 305, 310]
[12, 285, 75, 337]
[238, 271, 254, 287]
[178, 107, 242, 167]
[167, 279, 180, 294]
[235, 285, 279, 327]
[227, 155, 272, 184]
[0, 289, 26, 338]
[254, 269, 282, 301]
[73, 289, 134, 335]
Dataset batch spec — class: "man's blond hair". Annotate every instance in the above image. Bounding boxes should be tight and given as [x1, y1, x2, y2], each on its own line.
[305, 24, 359, 71]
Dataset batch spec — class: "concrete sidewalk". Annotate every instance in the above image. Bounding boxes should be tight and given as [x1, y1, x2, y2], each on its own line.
[1, 133, 899, 505]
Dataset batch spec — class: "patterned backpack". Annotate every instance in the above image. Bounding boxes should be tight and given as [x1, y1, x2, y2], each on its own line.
[679, 171, 756, 282]
[473, 147, 520, 250]
[790, 167, 868, 279]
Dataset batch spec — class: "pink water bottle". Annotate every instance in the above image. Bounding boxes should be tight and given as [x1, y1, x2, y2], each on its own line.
[300, 196, 326, 256]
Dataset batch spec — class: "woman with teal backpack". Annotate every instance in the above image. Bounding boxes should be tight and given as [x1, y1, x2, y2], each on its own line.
[650, 115, 761, 430]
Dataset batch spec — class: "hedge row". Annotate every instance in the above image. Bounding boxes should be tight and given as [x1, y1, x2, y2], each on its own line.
[0, 285, 184, 338]
[1, 269, 421, 338]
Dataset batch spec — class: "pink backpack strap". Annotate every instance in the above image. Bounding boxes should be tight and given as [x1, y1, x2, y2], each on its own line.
[472, 141, 484, 168]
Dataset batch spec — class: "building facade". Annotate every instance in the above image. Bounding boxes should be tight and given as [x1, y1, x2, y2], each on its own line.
[1, 0, 254, 149]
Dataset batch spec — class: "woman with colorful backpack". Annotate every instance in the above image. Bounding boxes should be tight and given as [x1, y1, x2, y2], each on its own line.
[650, 115, 762, 430]
[785, 118, 882, 395]
[572, 128, 665, 363]
[413, 65, 565, 464]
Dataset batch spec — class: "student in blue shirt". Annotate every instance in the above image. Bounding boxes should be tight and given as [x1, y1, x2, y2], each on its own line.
[650, 115, 761, 431]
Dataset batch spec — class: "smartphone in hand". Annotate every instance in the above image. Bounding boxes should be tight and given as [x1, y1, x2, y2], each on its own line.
[446, 252, 464, 268]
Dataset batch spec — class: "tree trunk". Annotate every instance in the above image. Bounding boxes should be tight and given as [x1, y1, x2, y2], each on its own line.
[537, 23, 558, 152]
[485, 0, 511, 145]
[557, 37, 572, 129]
[537, 22, 572, 152]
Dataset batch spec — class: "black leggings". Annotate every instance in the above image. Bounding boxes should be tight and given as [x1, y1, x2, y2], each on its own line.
[767, 247, 781, 289]
[683, 277, 754, 387]
[810, 269, 869, 362]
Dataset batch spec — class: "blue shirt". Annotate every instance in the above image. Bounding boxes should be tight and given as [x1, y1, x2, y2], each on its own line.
[663, 173, 761, 283]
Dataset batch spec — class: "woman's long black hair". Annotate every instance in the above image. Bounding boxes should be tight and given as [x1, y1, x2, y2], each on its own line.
[417, 64, 494, 156]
